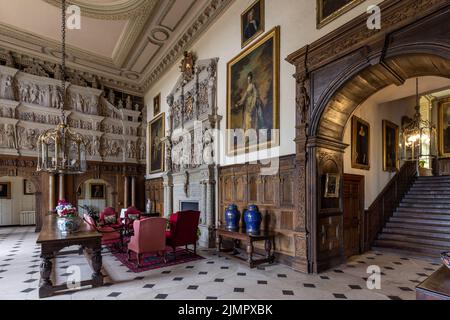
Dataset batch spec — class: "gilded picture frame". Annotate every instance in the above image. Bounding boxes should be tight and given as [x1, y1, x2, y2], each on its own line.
[241, 0, 265, 48]
[382, 120, 399, 172]
[227, 26, 280, 156]
[438, 98, 450, 157]
[317, 0, 365, 29]
[351, 116, 370, 170]
[0, 182, 11, 199]
[149, 112, 165, 174]
[153, 93, 161, 116]
[90, 183, 106, 199]
[324, 173, 340, 198]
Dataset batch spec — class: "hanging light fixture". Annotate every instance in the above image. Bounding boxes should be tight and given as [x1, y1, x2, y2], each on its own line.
[400, 78, 437, 174]
[37, 0, 87, 174]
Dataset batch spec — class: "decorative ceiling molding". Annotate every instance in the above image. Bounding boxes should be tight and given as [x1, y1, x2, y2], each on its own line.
[0, 0, 235, 95]
[43, 0, 151, 20]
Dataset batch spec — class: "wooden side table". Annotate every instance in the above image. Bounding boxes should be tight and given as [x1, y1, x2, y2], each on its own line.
[216, 228, 275, 268]
[416, 266, 450, 300]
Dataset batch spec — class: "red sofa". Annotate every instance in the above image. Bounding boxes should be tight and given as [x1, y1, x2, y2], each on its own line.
[166, 211, 200, 259]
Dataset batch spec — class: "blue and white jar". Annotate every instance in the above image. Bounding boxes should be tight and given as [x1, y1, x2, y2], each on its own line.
[224, 204, 240, 230]
[244, 205, 262, 234]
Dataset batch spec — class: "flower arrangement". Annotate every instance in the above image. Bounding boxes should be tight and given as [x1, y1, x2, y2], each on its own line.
[55, 199, 78, 218]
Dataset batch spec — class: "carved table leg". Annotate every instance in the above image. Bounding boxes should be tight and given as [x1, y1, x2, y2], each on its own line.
[216, 234, 223, 253]
[91, 247, 103, 287]
[39, 252, 54, 298]
[265, 239, 272, 259]
[247, 241, 254, 268]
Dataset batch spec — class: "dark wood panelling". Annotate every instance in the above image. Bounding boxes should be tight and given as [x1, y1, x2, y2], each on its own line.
[218, 155, 307, 271]
[145, 178, 164, 216]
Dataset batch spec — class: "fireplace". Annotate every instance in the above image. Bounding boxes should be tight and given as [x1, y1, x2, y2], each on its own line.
[180, 201, 199, 212]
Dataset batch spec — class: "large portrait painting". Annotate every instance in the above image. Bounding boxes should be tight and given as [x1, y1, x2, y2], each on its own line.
[241, 0, 265, 48]
[317, 0, 365, 29]
[227, 26, 280, 155]
[153, 93, 161, 116]
[439, 99, 450, 157]
[149, 113, 165, 173]
[351, 116, 370, 170]
[0, 182, 11, 199]
[382, 120, 399, 172]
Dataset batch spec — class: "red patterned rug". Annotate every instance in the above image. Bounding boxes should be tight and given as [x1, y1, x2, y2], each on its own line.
[107, 246, 205, 273]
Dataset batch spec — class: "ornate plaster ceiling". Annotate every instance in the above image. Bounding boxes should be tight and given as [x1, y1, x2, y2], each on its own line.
[0, 0, 233, 95]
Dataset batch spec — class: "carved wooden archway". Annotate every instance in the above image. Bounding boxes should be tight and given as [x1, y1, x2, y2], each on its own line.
[287, 0, 450, 273]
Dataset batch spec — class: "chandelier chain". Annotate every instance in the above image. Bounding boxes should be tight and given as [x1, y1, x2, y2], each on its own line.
[61, 0, 66, 123]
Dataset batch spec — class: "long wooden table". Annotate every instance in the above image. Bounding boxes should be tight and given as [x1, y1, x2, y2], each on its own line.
[36, 215, 103, 298]
[216, 228, 275, 268]
[416, 266, 450, 300]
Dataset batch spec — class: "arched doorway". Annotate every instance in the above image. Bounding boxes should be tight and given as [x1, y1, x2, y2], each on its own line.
[76, 178, 114, 216]
[287, 1, 450, 273]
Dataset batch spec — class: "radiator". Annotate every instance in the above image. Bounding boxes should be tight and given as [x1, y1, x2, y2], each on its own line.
[20, 211, 36, 226]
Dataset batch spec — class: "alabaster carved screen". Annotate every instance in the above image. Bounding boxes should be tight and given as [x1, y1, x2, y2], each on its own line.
[166, 58, 219, 173]
[0, 65, 146, 164]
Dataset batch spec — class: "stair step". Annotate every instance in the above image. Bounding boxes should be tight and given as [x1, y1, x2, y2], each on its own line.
[399, 202, 450, 209]
[394, 212, 450, 221]
[378, 233, 450, 247]
[382, 227, 450, 240]
[390, 217, 450, 226]
[373, 239, 447, 257]
[408, 190, 450, 195]
[397, 207, 450, 214]
[402, 197, 450, 204]
[409, 185, 450, 190]
[386, 221, 450, 233]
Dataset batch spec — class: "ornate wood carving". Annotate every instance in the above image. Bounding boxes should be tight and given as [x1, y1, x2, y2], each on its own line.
[287, 0, 450, 273]
[145, 178, 164, 216]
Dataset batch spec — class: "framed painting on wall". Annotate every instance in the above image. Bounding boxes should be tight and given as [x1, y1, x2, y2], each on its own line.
[227, 26, 280, 155]
[241, 0, 265, 48]
[149, 112, 165, 174]
[324, 173, 340, 198]
[23, 179, 36, 195]
[90, 183, 105, 200]
[382, 120, 399, 172]
[316, 0, 365, 29]
[351, 116, 370, 170]
[439, 98, 450, 157]
[0, 182, 11, 199]
[76, 184, 84, 199]
[153, 93, 161, 116]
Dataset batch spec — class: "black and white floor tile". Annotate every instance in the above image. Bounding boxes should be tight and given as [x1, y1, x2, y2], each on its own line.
[0, 227, 440, 300]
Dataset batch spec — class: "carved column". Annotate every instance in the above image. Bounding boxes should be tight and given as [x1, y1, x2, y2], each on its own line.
[58, 174, 65, 200]
[162, 172, 173, 217]
[131, 176, 136, 207]
[200, 181, 207, 224]
[49, 174, 55, 211]
[123, 176, 129, 208]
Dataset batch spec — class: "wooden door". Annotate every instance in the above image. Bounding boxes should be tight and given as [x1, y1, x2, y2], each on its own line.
[343, 174, 364, 258]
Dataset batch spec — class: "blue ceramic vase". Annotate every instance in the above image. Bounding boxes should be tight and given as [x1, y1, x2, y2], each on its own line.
[244, 205, 262, 234]
[224, 204, 240, 230]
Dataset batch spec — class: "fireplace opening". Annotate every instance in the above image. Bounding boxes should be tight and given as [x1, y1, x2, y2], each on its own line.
[180, 201, 199, 211]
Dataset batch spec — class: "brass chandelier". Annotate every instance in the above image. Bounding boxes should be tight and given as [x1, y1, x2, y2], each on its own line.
[400, 78, 437, 170]
[37, 0, 87, 174]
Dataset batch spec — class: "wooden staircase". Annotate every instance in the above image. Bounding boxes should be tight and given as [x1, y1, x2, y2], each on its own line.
[374, 176, 450, 258]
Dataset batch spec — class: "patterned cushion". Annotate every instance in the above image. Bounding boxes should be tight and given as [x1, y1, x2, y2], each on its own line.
[104, 215, 117, 225]
[127, 214, 139, 221]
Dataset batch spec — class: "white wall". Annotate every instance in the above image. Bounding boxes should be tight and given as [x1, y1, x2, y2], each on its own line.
[144, 0, 384, 176]
[343, 76, 450, 208]
[0, 176, 35, 226]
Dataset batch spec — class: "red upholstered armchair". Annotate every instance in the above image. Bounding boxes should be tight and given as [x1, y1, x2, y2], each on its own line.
[99, 207, 122, 230]
[127, 218, 167, 268]
[124, 207, 141, 235]
[166, 211, 200, 259]
[84, 214, 123, 251]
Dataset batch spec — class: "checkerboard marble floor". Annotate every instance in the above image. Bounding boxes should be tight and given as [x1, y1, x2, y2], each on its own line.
[0, 226, 441, 300]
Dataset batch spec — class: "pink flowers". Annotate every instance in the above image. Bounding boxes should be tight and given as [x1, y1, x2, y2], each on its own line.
[56, 199, 78, 218]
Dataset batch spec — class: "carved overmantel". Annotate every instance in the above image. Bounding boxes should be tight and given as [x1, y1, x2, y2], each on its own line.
[0, 65, 146, 165]
[287, 0, 450, 273]
[163, 57, 221, 248]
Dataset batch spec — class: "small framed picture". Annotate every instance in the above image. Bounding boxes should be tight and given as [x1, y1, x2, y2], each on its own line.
[241, 0, 265, 48]
[153, 93, 161, 116]
[23, 180, 36, 195]
[0, 182, 11, 199]
[324, 173, 340, 198]
[383, 120, 399, 172]
[90, 183, 105, 199]
[351, 115, 370, 170]
[76, 184, 84, 199]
